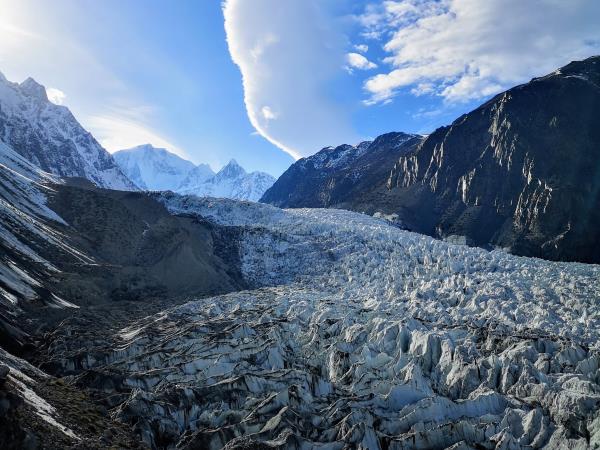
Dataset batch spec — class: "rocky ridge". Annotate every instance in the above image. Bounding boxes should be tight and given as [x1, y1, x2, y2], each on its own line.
[0, 72, 135, 190]
[261, 132, 421, 209]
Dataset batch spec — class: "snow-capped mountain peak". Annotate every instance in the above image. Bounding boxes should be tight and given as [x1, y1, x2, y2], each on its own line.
[178, 158, 275, 202]
[177, 163, 214, 192]
[113, 144, 198, 191]
[215, 158, 246, 178]
[0, 71, 136, 190]
[114, 145, 275, 202]
[19, 77, 49, 102]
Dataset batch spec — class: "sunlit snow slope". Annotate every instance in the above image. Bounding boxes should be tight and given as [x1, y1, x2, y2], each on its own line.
[61, 194, 600, 449]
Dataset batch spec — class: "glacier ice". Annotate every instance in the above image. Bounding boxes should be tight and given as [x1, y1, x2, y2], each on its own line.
[50, 194, 600, 449]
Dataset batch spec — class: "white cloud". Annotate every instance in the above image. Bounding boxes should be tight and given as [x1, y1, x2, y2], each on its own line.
[361, 0, 600, 104]
[46, 87, 66, 105]
[354, 44, 369, 53]
[261, 105, 277, 121]
[223, 0, 359, 159]
[410, 83, 434, 96]
[345, 52, 378, 71]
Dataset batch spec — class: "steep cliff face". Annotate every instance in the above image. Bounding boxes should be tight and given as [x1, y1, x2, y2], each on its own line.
[261, 132, 422, 208]
[263, 57, 600, 263]
[0, 73, 136, 190]
[387, 56, 600, 262]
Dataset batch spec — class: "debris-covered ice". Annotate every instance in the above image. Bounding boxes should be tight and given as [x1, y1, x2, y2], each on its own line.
[63, 194, 600, 449]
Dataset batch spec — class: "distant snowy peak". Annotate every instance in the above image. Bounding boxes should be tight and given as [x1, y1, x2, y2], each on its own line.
[215, 159, 245, 179]
[178, 159, 275, 202]
[0, 72, 136, 190]
[113, 144, 200, 191]
[113, 145, 273, 202]
[177, 163, 215, 192]
[19, 77, 49, 102]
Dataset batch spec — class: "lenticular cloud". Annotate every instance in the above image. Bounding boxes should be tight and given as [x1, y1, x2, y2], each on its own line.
[223, 0, 359, 159]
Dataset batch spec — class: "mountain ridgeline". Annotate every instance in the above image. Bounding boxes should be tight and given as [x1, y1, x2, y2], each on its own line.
[0, 73, 136, 190]
[1, 60, 600, 448]
[261, 56, 600, 263]
[261, 132, 422, 209]
[114, 144, 275, 202]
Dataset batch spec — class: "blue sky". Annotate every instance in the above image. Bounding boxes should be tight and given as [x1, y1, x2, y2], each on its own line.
[1, 0, 599, 176]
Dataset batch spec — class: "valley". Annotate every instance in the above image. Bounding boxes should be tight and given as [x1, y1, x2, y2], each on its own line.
[0, 35, 598, 450]
[1, 145, 599, 448]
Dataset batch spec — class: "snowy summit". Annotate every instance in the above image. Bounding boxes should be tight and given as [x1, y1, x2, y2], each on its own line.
[114, 144, 275, 201]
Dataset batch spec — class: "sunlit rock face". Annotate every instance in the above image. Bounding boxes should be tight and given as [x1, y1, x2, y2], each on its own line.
[51, 196, 600, 449]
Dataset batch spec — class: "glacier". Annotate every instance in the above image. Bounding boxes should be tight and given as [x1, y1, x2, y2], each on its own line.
[45, 194, 600, 449]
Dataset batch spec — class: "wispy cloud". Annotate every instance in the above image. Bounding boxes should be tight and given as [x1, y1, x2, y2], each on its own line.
[85, 112, 185, 157]
[345, 52, 377, 71]
[360, 0, 600, 104]
[46, 87, 66, 105]
[223, 0, 359, 159]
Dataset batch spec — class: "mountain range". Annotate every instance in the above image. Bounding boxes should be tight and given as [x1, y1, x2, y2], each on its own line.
[114, 144, 275, 201]
[0, 137, 598, 447]
[0, 70, 274, 202]
[0, 58, 599, 449]
[261, 56, 600, 263]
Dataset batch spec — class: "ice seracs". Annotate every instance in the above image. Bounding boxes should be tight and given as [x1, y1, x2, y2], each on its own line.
[50, 193, 600, 449]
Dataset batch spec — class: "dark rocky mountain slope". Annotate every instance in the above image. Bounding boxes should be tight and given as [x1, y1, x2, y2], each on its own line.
[0, 151, 245, 353]
[262, 56, 600, 263]
[261, 132, 422, 208]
